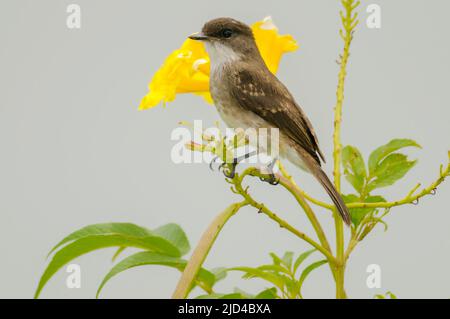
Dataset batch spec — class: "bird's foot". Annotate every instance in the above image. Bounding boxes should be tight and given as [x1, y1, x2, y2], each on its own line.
[219, 161, 237, 179]
[218, 150, 258, 179]
[209, 156, 220, 171]
[259, 173, 279, 186]
[259, 158, 279, 186]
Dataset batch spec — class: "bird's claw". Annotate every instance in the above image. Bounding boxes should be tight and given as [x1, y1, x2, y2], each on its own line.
[219, 162, 237, 179]
[259, 158, 279, 186]
[259, 174, 279, 186]
[209, 156, 220, 171]
[215, 151, 258, 180]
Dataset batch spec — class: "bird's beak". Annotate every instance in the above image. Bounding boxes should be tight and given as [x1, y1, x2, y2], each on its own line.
[189, 32, 209, 41]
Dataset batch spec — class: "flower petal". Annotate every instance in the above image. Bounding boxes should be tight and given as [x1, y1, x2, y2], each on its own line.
[140, 17, 299, 109]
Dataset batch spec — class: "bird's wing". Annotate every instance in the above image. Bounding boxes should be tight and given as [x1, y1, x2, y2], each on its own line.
[228, 66, 325, 165]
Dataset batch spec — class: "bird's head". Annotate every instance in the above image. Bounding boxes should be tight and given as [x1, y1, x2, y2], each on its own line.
[189, 18, 260, 64]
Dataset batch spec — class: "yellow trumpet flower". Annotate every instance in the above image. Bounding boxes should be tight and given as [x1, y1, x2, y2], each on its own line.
[139, 16, 299, 110]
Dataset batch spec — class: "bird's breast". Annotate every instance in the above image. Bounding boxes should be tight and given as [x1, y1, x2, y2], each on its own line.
[210, 69, 264, 130]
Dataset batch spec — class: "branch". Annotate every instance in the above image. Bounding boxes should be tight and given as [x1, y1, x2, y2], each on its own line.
[172, 201, 247, 299]
[333, 0, 360, 191]
[232, 167, 337, 264]
[278, 161, 333, 209]
[333, 0, 360, 299]
[187, 131, 334, 260]
[347, 156, 450, 209]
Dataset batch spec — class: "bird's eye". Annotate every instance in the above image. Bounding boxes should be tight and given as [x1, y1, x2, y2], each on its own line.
[221, 28, 233, 38]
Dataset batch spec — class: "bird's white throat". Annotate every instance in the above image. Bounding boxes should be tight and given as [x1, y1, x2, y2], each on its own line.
[204, 42, 241, 74]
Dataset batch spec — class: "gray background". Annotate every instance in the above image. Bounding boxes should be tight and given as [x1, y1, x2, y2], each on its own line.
[0, 0, 449, 299]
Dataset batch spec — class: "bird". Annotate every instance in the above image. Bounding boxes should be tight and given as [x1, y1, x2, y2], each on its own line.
[189, 17, 351, 225]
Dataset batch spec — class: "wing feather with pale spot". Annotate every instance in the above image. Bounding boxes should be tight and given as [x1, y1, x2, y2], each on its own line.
[228, 65, 325, 165]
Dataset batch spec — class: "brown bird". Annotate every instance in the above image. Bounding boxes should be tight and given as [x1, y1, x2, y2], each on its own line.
[189, 17, 351, 225]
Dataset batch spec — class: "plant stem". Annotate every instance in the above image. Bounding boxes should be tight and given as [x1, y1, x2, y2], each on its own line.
[233, 168, 337, 264]
[277, 155, 449, 211]
[332, 0, 360, 299]
[172, 201, 247, 299]
[347, 158, 449, 209]
[278, 161, 333, 209]
[334, 264, 347, 299]
[277, 174, 333, 254]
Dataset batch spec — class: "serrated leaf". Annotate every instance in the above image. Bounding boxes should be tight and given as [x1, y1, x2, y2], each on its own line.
[255, 287, 278, 299]
[293, 249, 316, 275]
[35, 233, 181, 298]
[298, 260, 328, 297]
[343, 194, 386, 226]
[96, 251, 215, 298]
[367, 154, 417, 191]
[342, 145, 367, 193]
[368, 139, 421, 175]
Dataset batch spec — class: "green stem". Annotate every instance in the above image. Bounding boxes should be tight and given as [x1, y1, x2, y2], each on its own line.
[332, 0, 360, 299]
[172, 201, 247, 299]
[334, 264, 347, 299]
[278, 174, 333, 254]
[234, 169, 337, 264]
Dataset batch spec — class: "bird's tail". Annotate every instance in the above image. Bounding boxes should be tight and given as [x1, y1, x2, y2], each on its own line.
[304, 157, 351, 226]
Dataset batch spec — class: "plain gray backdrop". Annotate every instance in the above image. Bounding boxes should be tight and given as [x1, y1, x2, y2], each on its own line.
[0, 0, 449, 299]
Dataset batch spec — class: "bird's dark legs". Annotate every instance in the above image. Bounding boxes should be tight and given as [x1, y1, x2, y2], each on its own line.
[209, 156, 220, 171]
[259, 158, 279, 185]
[218, 150, 258, 179]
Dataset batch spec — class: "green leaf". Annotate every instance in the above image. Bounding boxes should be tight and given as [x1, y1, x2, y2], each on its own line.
[293, 249, 316, 275]
[210, 267, 228, 284]
[257, 264, 291, 275]
[367, 153, 417, 191]
[255, 287, 278, 299]
[228, 267, 285, 291]
[96, 251, 215, 298]
[284, 277, 299, 298]
[111, 246, 126, 262]
[298, 260, 328, 297]
[153, 223, 190, 256]
[281, 252, 294, 270]
[343, 194, 386, 226]
[375, 291, 397, 299]
[386, 291, 397, 299]
[48, 223, 153, 256]
[195, 293, 223, 299]
[197, 287, 278, 300]
[368, 139, 421, 176]
[269, 253, 283, 266]
[35, 232, 182, 298]
[195, 293, 247, 299]
[233, 288, 254, 299]
[219, 293, 246, 299]
[342, 145, 367, 193]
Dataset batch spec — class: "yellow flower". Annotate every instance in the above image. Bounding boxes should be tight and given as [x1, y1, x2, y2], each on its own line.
[139, 16, 299, 110]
